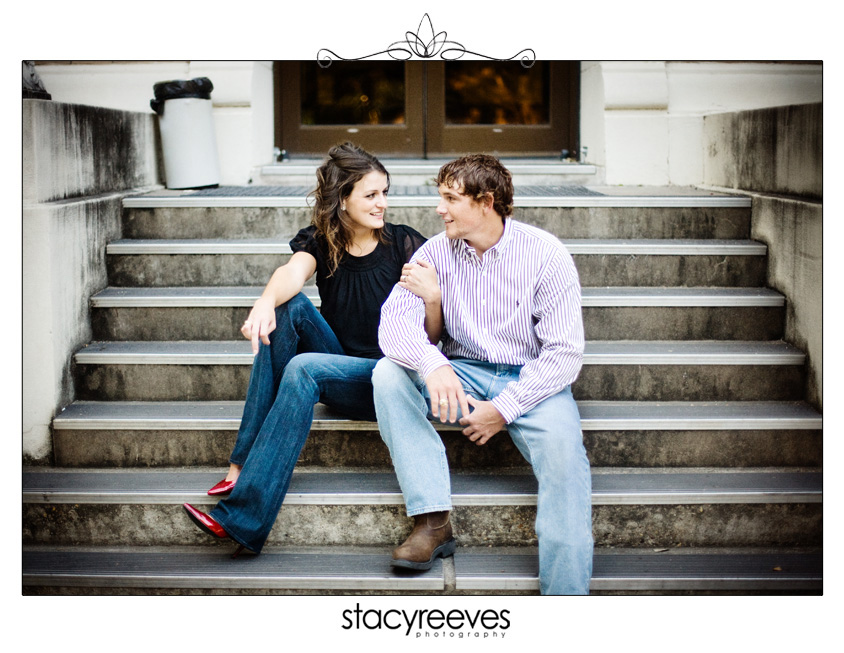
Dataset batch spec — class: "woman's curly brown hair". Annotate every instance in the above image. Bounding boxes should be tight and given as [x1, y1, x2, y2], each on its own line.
[309, 142, 391, 275]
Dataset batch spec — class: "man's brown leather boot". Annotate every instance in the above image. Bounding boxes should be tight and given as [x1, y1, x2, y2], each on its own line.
[390, 511, 456, 570]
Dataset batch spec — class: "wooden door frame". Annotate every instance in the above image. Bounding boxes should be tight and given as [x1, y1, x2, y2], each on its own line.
[274, 61, 579, 158]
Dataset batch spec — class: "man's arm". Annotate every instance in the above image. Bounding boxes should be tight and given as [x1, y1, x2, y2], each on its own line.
[378, 250, 470, 423]
[490, 252, 585, 423]
[378, 282, 448, 376]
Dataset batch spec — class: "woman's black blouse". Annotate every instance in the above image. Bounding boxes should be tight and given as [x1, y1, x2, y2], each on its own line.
[289, 223, 427, 359]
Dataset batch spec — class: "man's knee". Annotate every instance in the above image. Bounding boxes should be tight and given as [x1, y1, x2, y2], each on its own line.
[516, 396, 587, 470]
[372, 358, 410, 389]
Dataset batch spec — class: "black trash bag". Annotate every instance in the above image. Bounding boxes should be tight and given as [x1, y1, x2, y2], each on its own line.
[150, 77, 214, 115]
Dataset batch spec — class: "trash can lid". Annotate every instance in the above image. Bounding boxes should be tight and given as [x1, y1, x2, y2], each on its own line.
[152, 77, 214, 101]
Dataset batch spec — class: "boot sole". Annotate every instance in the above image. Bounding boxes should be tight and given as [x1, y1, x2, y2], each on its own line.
[390, 538, 457, 571]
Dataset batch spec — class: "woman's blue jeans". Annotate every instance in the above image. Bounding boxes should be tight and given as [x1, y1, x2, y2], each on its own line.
[210, 293, 379, 553]
[372, 357, 594, 595]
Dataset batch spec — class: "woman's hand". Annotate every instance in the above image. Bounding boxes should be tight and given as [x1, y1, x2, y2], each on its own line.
[398, 259, 441, 306]
[241, 296, 277, 354]
[400, 258, 444, 346]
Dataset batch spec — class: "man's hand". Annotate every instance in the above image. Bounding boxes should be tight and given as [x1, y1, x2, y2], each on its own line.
[425, 365, 470, 424]
[460, 397, 506, 445]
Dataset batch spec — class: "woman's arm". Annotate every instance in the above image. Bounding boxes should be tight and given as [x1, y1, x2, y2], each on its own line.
[242, 251, 317, 354]
[398, 258, 444, 345]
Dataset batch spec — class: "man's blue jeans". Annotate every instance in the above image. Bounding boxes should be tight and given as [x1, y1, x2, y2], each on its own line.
[211, 293, 379, 553]
[372, 357, 593, 595]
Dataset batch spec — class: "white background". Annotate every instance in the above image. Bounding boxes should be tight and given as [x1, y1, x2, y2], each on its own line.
[7, 1, 837, 650]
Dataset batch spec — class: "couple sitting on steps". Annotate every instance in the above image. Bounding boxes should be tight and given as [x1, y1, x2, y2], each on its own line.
[183, 142, 594, 596]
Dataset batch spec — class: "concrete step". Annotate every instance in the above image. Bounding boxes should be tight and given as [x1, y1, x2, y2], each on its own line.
[121, 187, 752, 240]
[22, 546, 821, 594]
[105, 238, 768, 288]
[50, 400, 823, 469]
[22, 468, 822, 549]
[258, 159, 601, 187]
[72, 340, 806, 402]
[90, 286, 786, 341]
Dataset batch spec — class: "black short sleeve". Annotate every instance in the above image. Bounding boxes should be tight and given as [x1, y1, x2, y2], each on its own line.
[289, 226, 321, 258]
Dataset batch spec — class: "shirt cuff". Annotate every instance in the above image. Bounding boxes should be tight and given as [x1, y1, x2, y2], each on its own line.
[418, 349, 452, 379]
[491, 392, 523, 424]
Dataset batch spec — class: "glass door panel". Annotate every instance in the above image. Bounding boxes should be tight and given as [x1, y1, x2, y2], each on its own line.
[444, 61, 550, 125]
[276, 61, 425, 156]
[427, 60, 578, 157]
[300, 61, 407, 125]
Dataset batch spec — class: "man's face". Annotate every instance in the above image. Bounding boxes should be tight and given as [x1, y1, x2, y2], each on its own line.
[436, 182, 488, 241]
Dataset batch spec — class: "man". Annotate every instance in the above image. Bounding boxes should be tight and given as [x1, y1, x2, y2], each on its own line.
[373, 154, 593, 595]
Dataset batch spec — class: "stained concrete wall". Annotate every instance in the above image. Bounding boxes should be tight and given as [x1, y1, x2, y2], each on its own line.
[751, 197, 822, 408]
[703, 103, 822, 408]
[704, 103, 822, 199]
[23, 100, 163, 462]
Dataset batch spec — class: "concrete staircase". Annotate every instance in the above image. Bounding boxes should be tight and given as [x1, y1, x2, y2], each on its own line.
[23, 169, 823, 594]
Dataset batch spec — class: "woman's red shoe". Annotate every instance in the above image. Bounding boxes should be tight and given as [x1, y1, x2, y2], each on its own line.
[183, 503, 246, 558]
[207, 478, 236, 496]
[183, 503, 228, 538]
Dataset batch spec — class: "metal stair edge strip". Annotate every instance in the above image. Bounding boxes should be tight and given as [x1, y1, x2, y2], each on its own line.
[22, 468, 823, 506]
[72, 340, 807, 366]
[21, 548, 445, 591]
[51, 400, 823, 431]
[453, 550, 822, 591]
[123, 194, 752, 209]
[21, 548, 822, 592]
[106, 238, 768, 257]
[89, 286, 785, 308]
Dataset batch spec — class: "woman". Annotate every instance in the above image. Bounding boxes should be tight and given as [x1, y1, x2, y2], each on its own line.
[183, 142, 441, 556]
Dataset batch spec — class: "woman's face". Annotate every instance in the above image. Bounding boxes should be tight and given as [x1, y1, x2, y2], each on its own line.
[343, 170, 388, 233]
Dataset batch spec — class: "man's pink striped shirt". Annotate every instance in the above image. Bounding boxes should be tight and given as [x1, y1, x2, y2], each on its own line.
[378, 218, 585, 423]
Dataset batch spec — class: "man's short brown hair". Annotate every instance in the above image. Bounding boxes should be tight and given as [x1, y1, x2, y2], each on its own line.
[436, 154, 514, 218]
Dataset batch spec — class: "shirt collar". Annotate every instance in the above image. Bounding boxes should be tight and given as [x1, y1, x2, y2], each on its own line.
[495, 218, 513, 254]
[456, 218, 513, 262]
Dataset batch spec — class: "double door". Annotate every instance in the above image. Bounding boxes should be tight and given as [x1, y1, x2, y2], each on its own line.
[275, 60, 579, 158]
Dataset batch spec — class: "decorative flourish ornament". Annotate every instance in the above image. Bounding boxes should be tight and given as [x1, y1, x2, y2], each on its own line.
[318, 14, 535, 68]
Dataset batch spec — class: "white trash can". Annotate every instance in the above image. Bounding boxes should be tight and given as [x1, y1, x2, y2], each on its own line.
[151, 77, 221, 189]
